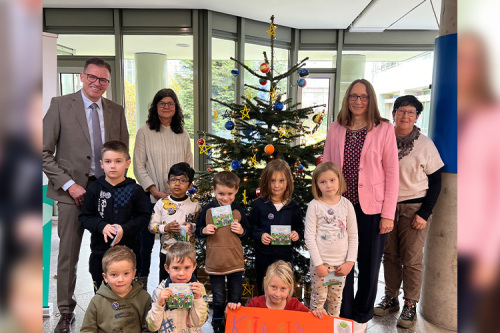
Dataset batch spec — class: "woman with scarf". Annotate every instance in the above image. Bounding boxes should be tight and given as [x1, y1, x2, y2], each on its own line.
[373, 95, 444, 329]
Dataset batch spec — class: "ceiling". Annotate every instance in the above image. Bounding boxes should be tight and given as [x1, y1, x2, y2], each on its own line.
[44, 0, 441, 31]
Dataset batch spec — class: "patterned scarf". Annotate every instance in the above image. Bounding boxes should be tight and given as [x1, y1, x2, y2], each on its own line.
[396, 126, 420, 160]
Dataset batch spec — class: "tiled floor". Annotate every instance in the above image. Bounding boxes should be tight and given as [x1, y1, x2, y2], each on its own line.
[43, 221, 455, 332]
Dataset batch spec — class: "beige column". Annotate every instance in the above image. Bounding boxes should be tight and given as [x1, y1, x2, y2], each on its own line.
[420, 0, 457, 330]
[134, 53, 168, 129]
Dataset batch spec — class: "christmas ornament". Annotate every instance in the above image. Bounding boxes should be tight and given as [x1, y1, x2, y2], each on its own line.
[279, 126, 291, 138]
[188, 185, 198, 195]
[240, 105, 250, 120]
[242, 189, 248, 205]
[266, 23, 277, 37]
[231, 68, 239, 77]
[299, 68, 309, 78]
[313, 113, 324, 124]
[274, 101, 284, 111]
[249, 154, 258, 168]
[231, 160, 242, 170]
[222, 110, 232, 119]
[265, 144, 275, 155]
[259, 78, 268, 86]
[225, 120, 235, 130]
[270, 88, 278, 102]
[256, 187, 261, 196]
[252, 147, 259, 154]
[260, 62, 270, 73]
[297, 78, 307, 88]
[199, 142, 212, 155]
[197, 138, 205, 146]
[298, 164, 304, 171]
[214, 108, 218, 121]
[316, 155, 324, 164]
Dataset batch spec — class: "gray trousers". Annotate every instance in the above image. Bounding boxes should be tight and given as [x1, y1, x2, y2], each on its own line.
[56, 201, 84, 314]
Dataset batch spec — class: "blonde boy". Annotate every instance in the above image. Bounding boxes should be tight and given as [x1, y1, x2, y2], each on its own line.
[146, 242, 208, 333]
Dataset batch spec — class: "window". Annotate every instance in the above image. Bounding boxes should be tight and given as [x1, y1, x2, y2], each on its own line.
[298, 50, 337, 68]
[122, 35, 194, 178]
[211, 38, 236, 138]
[341, 50, 434, 135]
[57, 35, 115, 56]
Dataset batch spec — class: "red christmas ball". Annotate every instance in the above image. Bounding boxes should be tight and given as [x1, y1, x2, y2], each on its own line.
[256, 187, 261, 196]
[316, 155, 323, 164]
[260, 62, 270, 73]
[198, 138, 205, 146]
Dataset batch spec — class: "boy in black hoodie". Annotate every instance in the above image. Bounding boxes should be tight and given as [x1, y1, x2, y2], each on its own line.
[79, 140, 150, 292]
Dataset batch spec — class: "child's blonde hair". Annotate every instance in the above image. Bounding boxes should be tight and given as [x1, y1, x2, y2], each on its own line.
[263, 260, 294, 298]
[101, 245, 136, 274]
[311, 162, 346, 200]
[164, 241, 197, 267]
[259, 159, 294, 202]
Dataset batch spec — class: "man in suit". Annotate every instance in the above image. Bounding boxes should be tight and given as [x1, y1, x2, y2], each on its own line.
[43, 58, 129, 333]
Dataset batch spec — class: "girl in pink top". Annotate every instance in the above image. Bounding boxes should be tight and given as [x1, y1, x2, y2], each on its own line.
[323, 79, 399, 331]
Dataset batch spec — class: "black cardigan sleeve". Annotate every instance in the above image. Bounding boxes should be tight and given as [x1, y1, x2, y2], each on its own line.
[415, 169, 442, 221]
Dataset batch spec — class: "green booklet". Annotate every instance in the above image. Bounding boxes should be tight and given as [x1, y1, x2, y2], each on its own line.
[172, 223, 189, 242]
[323, 271, 343, 286]
[168, 283, 193, 309]
[271, 225, 291, 245]
[211, 205, 233, 228]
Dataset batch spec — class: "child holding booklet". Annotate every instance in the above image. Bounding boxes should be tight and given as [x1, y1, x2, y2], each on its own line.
[146, 242, 208, 332]
[195, 171, 250, 333]
[249, 159, 303, 295]
[305, 162, 358, 317]
[148, 162, 202, 282]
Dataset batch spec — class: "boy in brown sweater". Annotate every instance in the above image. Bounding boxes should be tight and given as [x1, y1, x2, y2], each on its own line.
[195, 171, 250, 333]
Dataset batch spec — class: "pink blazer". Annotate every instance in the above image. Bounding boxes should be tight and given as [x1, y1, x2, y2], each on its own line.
[323, 121, 399, 220]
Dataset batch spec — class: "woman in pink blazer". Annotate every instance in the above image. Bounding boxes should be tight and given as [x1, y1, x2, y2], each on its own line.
[323, 79, 399, 331]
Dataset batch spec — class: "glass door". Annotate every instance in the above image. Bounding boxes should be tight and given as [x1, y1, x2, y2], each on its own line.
[296, 73, 335, 145]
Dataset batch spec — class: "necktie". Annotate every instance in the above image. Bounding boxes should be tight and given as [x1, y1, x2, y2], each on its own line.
[90, 103, 104, 178]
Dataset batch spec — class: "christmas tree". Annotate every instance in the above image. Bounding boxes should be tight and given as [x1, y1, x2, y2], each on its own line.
[194, 15, 326, 298]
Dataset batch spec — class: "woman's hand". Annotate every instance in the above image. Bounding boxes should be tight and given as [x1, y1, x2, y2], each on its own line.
[261, 233, 273, 245]
[148, 185, 168, 200]
[411, 214, 427, 230]
[379, 218, 394, 234]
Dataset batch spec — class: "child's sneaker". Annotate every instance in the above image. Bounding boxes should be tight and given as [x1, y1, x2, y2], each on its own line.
[397, 299, 417, 329]
[374, 295, 400, 316]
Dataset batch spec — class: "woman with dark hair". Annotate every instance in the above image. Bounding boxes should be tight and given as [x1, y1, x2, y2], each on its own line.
[373, 95, 443, 329]
[133, 88, 193, 287]
[323, 79, 399, 332]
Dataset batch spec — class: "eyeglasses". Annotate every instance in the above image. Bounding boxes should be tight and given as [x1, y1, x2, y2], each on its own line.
[396, 109, 417, 117]
[168, 178, 190, 184]
[158, 102, 175, 108]
[349, 94, 369, 102]
[84, 73, 110, 85]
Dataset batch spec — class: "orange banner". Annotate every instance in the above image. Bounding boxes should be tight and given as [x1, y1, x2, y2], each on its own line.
[225, 307, 353, 333]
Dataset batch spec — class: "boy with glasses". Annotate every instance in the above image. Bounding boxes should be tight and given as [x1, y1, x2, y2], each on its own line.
[148, 162, 201, 282]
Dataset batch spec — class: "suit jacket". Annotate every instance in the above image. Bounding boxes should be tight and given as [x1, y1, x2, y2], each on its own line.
[323, 121, 399, 220]
[43, 90, 129, 204]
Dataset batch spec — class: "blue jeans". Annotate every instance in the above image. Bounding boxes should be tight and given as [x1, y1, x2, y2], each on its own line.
[209, 272, 243, 321]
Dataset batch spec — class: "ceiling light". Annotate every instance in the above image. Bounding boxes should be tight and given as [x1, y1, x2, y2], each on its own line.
[176, 43, 190, 48]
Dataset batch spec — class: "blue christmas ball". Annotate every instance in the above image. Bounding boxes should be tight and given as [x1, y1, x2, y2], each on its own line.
[298, 164, 304, 170]
[231, 68, 239, 77]
[225, 120, 235, 130]
[231, 160, 242, 170]
[299, 68, 309, 78]
[274, 101, 284, 111]
[297, 78, 307, 88]
[188, 185, 198, 195]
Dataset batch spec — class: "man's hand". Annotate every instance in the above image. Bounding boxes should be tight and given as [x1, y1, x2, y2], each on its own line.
[68, 183, 86, 207]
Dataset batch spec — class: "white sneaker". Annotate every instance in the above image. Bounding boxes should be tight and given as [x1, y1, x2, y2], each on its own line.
[353, 321, 367, 333]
